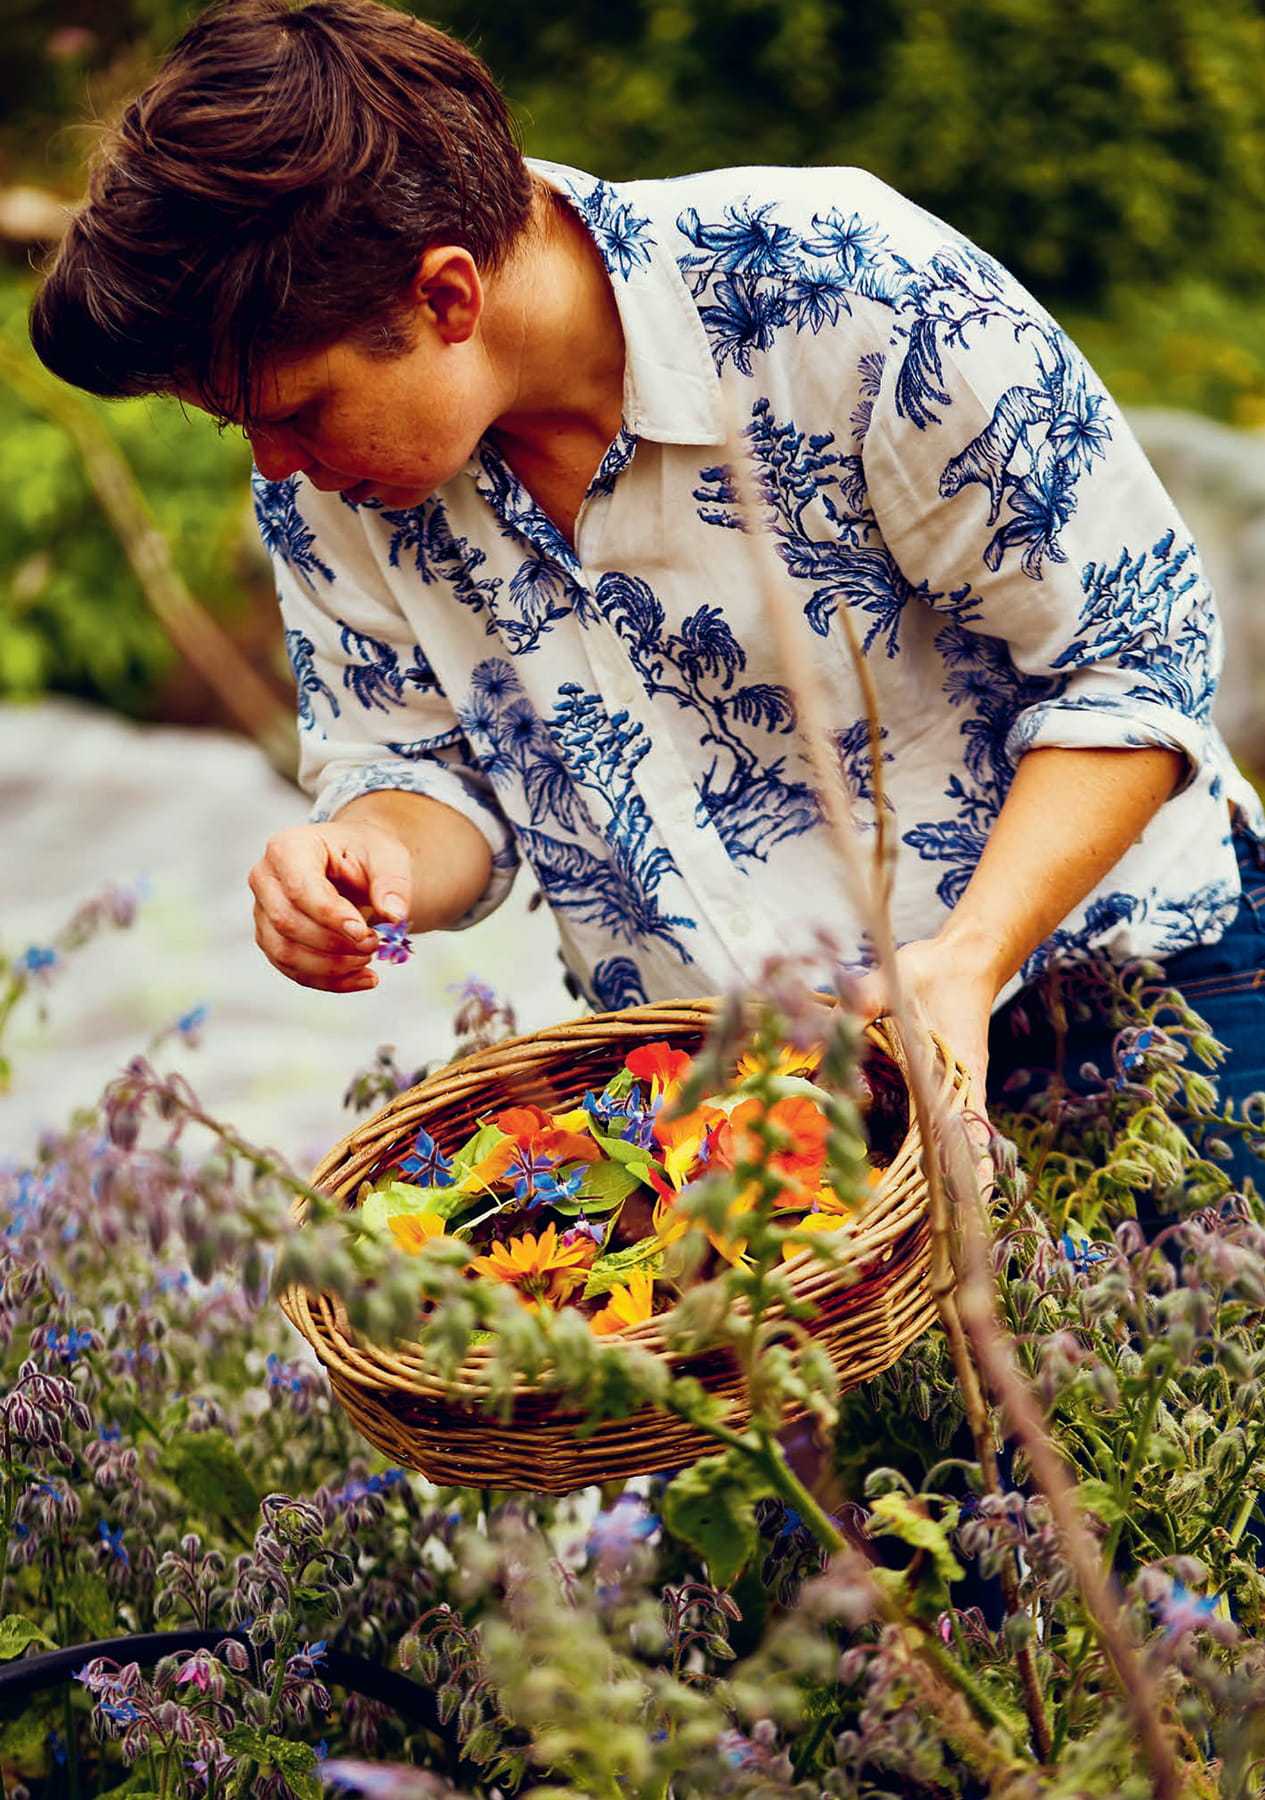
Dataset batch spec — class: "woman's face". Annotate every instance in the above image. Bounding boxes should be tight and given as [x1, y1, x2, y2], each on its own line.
[235, 245, 501, 509]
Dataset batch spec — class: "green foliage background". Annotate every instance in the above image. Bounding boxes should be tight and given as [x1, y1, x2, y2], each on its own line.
[4, 0, 1265, 720]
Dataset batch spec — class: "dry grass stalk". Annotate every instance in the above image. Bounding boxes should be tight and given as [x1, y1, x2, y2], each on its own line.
[724, 412, 1186, 1785]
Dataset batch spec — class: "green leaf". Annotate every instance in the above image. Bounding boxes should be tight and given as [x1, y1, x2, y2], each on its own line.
[601, 1068, 636, 1103]
[590, 1130, 659, 1175]
[361, 1179, 469, 1231]
[449, 1121, 510, 1178]
[65, 1570, 115, 1640]
[0, 1700, 59, 1772]
[266, 1737, 320, 1795]
[223, 1725, 268, 1757]
[661, 1450, 775, 1587]
[160, 1428, 258, 1520]
[1074, 1478, 1128, 1526]
[583, 1237, 664, 1298]
[866, 1492, 964, 1584]
[0, 1614, 54, 1659]
[553, 1160, 644, 1214]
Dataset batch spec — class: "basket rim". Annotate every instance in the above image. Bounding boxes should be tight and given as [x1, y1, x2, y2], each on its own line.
[279, 997, 968, 1402]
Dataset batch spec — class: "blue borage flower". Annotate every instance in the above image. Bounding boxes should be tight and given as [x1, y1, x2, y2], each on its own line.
[175, 1002, 209, 1043]
[17, 945, 58, 975]
[374, 918, 412, 964]
[398, 1124, 453, 1186]
[581, 1081, 660, 1150]
[97, 1520, 128, 1566]
[1060, 1232, 1110, 1275]
[328, 1468, 407, 1509]
[1152, 1580, 1221, 1640]
[717, 1729, 758, 1770]
[586, 1493, 658, 1564]
[44, 1326, 96, 1364]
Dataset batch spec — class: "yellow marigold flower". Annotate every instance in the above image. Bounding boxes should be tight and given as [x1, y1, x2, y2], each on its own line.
[590, 1267, 658, 1335]
[387, 1212, 448, 1254]
[779, 1211, 848, 1261]
[468, 1223, 595, 1312]
[735, 1042, 823, 1081]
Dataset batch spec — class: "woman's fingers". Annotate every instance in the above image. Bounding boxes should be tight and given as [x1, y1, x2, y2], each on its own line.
[248, 822, 412, 989]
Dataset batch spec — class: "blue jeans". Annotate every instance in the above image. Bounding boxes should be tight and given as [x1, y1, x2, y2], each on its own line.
[987, 828, 1265, 1194]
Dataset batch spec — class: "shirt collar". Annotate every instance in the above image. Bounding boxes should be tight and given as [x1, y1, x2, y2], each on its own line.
[527, 158, 728, 449]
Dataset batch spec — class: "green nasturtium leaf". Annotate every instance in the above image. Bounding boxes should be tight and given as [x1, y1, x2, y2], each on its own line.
[583, 1237, 664, 1298]
[553, 1159, 644, 1214]
[662, 1451, 776, 1588]
[0, 1614, 54, 1659]
[160, 1428, 258, 1520]
[361, 1179, 470, 1230]
[449, 1121, 510, 1178]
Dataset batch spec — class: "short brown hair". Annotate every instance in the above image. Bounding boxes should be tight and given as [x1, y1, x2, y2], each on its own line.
[29, 0, 533, 419]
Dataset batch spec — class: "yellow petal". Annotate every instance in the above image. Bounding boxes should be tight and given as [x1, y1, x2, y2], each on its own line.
[388, 1212, 447, 1254]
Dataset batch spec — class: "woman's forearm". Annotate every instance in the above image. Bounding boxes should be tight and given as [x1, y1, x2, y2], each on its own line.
[335, 789, 495, 930]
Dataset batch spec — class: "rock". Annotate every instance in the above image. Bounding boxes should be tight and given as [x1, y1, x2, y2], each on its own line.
[1129, 407, 1265, 776]
[0, 698, 572, 1169]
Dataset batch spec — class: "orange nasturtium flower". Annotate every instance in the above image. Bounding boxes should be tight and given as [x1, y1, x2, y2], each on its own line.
[590, 1267, 657, 1335]
[461, 1103, 600, 1191]
[387, 1211, 448, 1254]
[625, 1042, 693, 1101]
[711, 1095, 830, 1203]
[469, 1223, 596, 1312]
[652, 1102, 726, 1191]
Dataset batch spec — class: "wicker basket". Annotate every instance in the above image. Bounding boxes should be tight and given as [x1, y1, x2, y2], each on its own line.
[280, 998, 968, 1494]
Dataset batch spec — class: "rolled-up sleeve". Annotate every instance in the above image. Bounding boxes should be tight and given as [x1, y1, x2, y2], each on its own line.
[860, 277, 1221, 792]
[254, 472, 519, 926]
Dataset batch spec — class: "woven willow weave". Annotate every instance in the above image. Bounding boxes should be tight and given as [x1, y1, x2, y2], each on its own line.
[280, 998, 968, 1493]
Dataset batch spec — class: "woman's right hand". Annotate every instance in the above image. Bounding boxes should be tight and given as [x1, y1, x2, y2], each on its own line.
[247, 818, 414, 992]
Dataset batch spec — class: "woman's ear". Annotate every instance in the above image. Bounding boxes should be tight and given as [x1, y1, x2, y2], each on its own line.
[409, 247, 484, 345]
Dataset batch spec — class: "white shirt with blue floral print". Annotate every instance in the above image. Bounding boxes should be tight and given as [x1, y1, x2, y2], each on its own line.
[255, 159, 1261, 1013]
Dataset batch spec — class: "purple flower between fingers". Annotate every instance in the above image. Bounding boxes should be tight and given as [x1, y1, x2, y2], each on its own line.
[374, 919, 412, 964]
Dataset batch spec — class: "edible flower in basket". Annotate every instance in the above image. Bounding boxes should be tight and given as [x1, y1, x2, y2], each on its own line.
[357, 1035, 889, 1335]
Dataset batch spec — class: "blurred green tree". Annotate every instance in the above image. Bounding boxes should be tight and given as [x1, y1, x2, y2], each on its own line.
[8, 0, 1265, 303]
[425, 0, 1265, 304]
